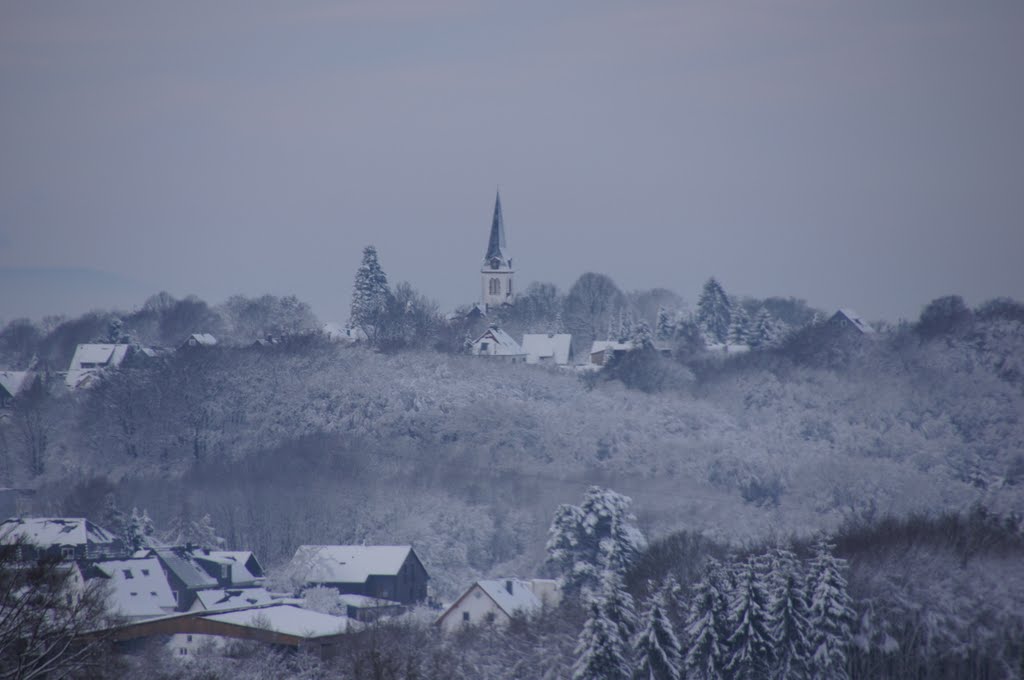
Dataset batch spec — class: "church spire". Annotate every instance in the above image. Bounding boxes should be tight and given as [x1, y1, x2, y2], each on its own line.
[484, 190, 507, 262]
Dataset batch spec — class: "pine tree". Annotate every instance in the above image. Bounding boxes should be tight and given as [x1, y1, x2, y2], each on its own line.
[696, 278, 731, 345]
[725, 558, 774, 680]
[807, 542, 854, 680]
[747, 308, 777, 349]
[634, 586, 683, 680]
[574, 577, 634, 680]
[655, 307, 675, 342]
[350, 245, 392, 343]
[684, 559, 730, 680]
[767, 551, 813, 680]
[727, 303, 750, 346]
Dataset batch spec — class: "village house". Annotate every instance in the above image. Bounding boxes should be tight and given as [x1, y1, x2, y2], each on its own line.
[0, 517, 124, 562]
[285, 545, 429, 605]
[83, 557, 178, 621]
[521, 333, 573, 366]
[65, 343, 130, 389]
[436, 578, 560, 632]
[188, 587, 276, 613]
[0, 370, 34, 407]
[589, 340, 634, 366]
[470, 325, 527, 363]
[179, 333, 218, 350]
[149, 547, 223, 611]
[827, 308, 875, 335]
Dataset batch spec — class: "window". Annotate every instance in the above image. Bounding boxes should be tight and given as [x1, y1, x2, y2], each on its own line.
[507, 279, 512, 295]
[179, 648, 187, 656]
[489, 278, 500, 295]
[221, 565, 229, 579]
[61, 547, 74, 560]
[123, 569, 133, 579]
[141, 569, 150, 576]
[462, 612, 470, 622]
[187, 635, 193, 642]
[480, 342, 489, 352]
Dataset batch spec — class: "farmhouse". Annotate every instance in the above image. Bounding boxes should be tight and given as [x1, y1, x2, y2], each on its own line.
[436, 578, 560, 632]
[521, 333, 573, 366]
[827, 308, 875, 335]
[0, 517, 124, 562]
[65, 343, 130, 388]
[85, 557, 177, 620]
[286, 545, 429, 605]
[470, 325, 527, 363]
[0, 370, 33, 407]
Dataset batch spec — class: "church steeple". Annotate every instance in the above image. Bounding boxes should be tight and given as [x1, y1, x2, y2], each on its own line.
[484, 191, 508, 263]
[480, 190, 514, 309]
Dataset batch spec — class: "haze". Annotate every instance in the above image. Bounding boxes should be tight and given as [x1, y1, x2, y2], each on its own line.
[1, 0, 1022, 323]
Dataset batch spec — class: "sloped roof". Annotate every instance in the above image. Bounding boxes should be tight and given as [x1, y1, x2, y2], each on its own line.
[203, 604, 354, 638]
[204, 550, 263, 583]
[94, 558, 176, 618]
[477, 579, 542, 617]
[194, 587, 274, 611]
[68, 344, 129, 370]
[289, 545, 416, 584]
[154, 548, 219, 589]
[472, 327, 525, 356]
[589, 340, 634, 355]
[484, 191, 508, 262]
[0, 371, 30, 398]
[0, 517, 117, 547]
[521, 334, 572, 365]
[833, 309, 875, 334]
[184, 333, 218, 346]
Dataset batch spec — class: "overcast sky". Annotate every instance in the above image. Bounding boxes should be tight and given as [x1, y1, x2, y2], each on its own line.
[1, 1, 1022, 324]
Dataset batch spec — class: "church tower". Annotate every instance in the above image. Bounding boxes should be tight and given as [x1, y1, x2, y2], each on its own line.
[481, 191, 514, 310]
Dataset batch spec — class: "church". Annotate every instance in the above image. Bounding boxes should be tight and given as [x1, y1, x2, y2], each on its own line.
[480, 191, 514, 311]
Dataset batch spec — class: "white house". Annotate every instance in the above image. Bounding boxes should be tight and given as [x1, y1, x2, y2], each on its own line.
[470, 326, 527, 363]
[65, 343, 130, 389]
[436, 579, 560, 633]
[0, 370, 32, 407]
[179, 333, 218, 350]
[322, 322, 368, 344]
[521, 333, 573, 366]
[828, 309, 875, 335]
[90, 557, 177, 620]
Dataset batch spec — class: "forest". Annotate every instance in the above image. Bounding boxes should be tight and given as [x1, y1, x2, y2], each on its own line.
[1, 268, 1022, 678]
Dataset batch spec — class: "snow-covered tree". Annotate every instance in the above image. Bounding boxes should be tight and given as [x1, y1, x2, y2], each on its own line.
[655, 307, 675, 342]
[727, 303, 750, 346]
[807, 542, 854, 680]
[696, 278, 731, 345]
[633, 585, 683, 680]
[350, 245, 391, 343]
[767, 551, 813, 680]
[630, 321, 654, 350]
[546, 487, 647, 595]
[122, 507, 156, 552]
[684, 558, 730, 680]
[725, 557, 774, 680]
[163, 507, 224, 549]
[574, 571, 635, 680]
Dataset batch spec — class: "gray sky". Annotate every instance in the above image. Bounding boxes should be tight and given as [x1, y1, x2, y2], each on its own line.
[1, 0, 1022, 324]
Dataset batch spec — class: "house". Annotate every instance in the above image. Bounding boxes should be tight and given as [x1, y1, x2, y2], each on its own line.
[827, 309, 875, 335]
[470, 325, 527, 363]
[589, 340, 634, 366]
[65, 343, 129, 389]
[436, 579, 560, 632]
[0, 370, 33, 407]
[179, 333, 218, 350]
[150, 547, 222, 611]
[0, 517, 124, 562]
[322, 323, 367, 344]
[199, 550, 265, 586]
[285, 545, 429, 605]
[85, 557, 177, 621]
[93, 604, 357, 661]
[336, 593, 405, 622]
[188, 587, 275, 613]
[521, 333, 573, 366]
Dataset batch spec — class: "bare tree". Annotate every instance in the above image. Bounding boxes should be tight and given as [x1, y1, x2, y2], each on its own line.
[564, 272, 624, 351]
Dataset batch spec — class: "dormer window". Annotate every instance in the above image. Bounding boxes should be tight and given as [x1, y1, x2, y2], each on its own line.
[490, 258, 500, 269]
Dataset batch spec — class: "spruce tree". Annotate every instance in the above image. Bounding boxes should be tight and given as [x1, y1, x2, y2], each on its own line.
[768, 551, 813, 680]
[725, 558, 774, 680]
[655, 307, 675, 342]
[696, 278, 731, 345]
[727, 303, 750, 346]
[574, 577, 634, 680]
[808, 542, 854, 680]
[634, 586, 683, 680]
[684, 558, 730, 680]
[350, 245, 391, 342]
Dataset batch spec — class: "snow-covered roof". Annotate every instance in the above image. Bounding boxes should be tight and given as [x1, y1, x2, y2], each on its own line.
[203, 604, 354, 638]
[322, 323, 367, 342]
[521, 334, 572, 365]
[476, 579, 542, 617]
[153, 548, 219, 589]
[589, 340, 634, 355]
[194, 587, 274, 611]
[68, 344, 129, 371]
[203, 550, 262, 583]
[94, 558, 176, 618]
[0, 517, 117, 547]
[0, 371, 30, 398]
[184, 333, 218, 346]
[472, 327, 525, 356]
[833, 309, 875, 334]
[289, 545, 415, 585]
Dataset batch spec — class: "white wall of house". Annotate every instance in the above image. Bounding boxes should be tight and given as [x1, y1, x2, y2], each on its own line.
[167, 633, 225, 661]
[438, 584, 511, 633]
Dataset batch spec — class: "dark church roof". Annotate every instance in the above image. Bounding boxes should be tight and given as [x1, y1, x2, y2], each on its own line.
[484, 191, 508, 262]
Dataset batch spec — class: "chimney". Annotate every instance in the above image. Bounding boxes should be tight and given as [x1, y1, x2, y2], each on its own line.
[505, 580, 513, 595]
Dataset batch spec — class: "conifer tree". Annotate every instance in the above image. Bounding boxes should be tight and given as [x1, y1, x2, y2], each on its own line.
[123, 507, 156, 552]
[350, 245, 392, 343]
[696, 278, 731, 345]
[630, 321, 654, 350]
[684, 559, 730, 680]
[655, 307, 675, 341]
[727, 303, 750, 346]
[634, 585, 683, 680]
[807, 541, 854, 680]
[747, 308, 778, 349]
[725, 558, 774, 680]
[574, 575, 634, 680]
[768, 550, 814, 680]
